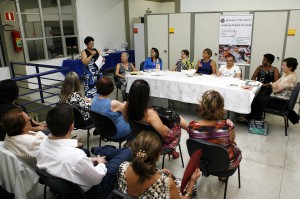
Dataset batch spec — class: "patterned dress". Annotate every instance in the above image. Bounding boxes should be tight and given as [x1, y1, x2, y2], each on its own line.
[83, 49, 100, 98]
[59, 92, 91, 121]
[188, 120, 242, 170]
[116, 161, 197, 199]
[174, 59, 188, 72]
[255, 65, 277, 96]
[118, 62, 134, 99]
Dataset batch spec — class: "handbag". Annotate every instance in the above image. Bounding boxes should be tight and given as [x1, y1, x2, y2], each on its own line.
[249, 119, 269, 135]
[151, 106, 180, 128]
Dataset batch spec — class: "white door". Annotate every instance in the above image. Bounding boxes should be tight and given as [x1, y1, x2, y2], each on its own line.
[146, 14, 169, 70]
[285, 10, 300, 81]
[194, 13, 221, 64]
[250, 11, 288, 77]
[133, 23, 145, 70]
[169, 13, 191, 69]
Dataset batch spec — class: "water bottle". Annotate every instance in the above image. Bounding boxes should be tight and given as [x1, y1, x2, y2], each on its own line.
[156, 58, 160, 71]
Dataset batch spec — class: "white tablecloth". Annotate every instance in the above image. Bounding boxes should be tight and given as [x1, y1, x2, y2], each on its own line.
[126, 71, 261, 114]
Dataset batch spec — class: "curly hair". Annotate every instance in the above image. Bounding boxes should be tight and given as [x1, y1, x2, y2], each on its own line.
[131, 131, 162, 183]
[198, 90, 225, 120]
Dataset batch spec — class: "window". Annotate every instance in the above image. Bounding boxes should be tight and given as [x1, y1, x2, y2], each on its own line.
[16, 0, 78, 61]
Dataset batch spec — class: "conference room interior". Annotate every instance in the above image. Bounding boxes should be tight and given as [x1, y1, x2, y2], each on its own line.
[1, 0, 300, 199]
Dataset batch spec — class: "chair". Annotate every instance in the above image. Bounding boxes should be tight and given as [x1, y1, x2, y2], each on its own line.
[73, 106, 95, 150]
[186, 138, 241, 199]
[140, 61, 145, 71]
[113, 67, 122, 100]
[112, 189, 136, 199]
[34, 166, 86, 199]
[0, 123, 5, 141]
[129, 119, 184, 169]
[0, 142, 39, 199]
[263, 82, 300, 136]
[88, 110, 132, 148]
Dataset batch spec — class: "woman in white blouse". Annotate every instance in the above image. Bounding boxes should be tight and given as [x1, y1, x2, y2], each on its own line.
[218, 55, 241, 78]
[59, 72, 92, 123]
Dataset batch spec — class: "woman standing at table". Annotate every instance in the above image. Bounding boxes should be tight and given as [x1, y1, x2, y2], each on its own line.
[81, 36, 105, 98]
[143, 48, 162, 71]
[195, 48, 217, 75]
[115, 52, 137, 101]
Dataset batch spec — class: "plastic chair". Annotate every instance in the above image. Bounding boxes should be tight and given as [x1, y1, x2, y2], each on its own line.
[34, 166, 86, 199]
[88, 110, 132, 148]
[129, 119, 184, 169]
[112, 189, 137, 199]
[263, 82, 300, 136]
[186, 138, 241, 199]
[72, 106, 95, 150]
[140, 61, 145, 71]
[113, 67, 122, 100]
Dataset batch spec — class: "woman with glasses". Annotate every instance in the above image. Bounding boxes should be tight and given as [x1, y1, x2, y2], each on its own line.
[81, 36, 105, 98]
[217, 55, 241, 78]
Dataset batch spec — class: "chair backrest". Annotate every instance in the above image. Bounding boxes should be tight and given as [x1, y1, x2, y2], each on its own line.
[73, 106, 88, 129]
[288, 82, 300, 110]
[112, 189, 137, 199]
[140, 61, 145, 71]
[186, 138, 230, 176]
[34, 166, 86, 199]
[0, 123, 5, 141]
[113, 66, 122, 89]
[128, 119, 163, 143]
[88, 110, 117, 138]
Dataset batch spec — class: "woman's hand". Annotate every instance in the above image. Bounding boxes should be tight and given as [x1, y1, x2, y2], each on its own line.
[226, 119, 234, 127]
[190, 168, 201, 182]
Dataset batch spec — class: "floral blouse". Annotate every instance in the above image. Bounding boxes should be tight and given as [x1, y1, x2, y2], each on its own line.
[272, 73, 297, 100]
[59, 92, 91, 121]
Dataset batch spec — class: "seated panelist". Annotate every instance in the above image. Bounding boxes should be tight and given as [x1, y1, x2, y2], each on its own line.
[172, 49, 191, 72]
[195, 48, 217, 75]
[143, 47, 162, 71]
[217, 55, 241, 78]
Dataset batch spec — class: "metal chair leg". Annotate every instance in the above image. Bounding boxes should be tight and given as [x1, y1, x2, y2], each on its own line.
[162, 154, 166, 169]
[224, 177, 229, 199]
[44, 185, 47, 199]
[87, 129, 90, 150]
[99, 137, 102, 147]
[238, 165, 241, 188]
[178, 144, 184, 168]
[284, 116, 288, 136]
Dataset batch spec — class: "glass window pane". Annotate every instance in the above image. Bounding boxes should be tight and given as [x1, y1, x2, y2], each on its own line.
[44, 18, 61, 36]
[61, 0, 76, 14]
[46, 38, 63, 59]
[62, 15, 77, 35]
[27, 40, 45, 61]
[22, 14, 43, 38]
[41, 0, 59, 14]
[65, 37, 78, 50]
[19, 0, 39, 13]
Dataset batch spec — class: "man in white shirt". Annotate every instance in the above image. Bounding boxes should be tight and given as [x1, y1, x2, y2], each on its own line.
[218, 55, 241, 78]
[36, 104, 131, 199]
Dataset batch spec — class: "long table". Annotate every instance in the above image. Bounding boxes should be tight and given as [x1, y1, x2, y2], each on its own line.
[125, 71, 261, 114]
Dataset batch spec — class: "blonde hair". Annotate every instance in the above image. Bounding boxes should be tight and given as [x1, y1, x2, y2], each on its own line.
[60, 72, 81, 102]
[198, 90, 225, 120]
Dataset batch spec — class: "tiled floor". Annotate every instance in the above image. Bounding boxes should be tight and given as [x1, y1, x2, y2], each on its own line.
[29, 80, 300, 199]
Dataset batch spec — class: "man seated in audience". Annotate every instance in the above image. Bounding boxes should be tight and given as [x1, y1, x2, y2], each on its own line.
[2, 107, 47, 165]
[36, 103, 131, 199]
[0, 79, 47, 140]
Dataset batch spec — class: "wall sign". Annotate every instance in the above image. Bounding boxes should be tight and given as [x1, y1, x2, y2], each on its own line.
[5, 11, 15, 21]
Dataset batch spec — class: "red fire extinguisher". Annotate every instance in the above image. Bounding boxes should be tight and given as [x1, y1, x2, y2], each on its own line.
[11, 30, 23, 52]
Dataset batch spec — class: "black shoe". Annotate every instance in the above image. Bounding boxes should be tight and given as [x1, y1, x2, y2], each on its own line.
[93, 129, 100, 136]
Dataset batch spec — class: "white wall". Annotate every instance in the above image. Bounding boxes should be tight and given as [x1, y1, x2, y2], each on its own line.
[0, 67, 11, 80]
[181, 0, 300, 12]
[77, 0, 126, 52]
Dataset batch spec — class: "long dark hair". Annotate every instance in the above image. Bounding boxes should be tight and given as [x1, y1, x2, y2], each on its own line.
[125, 79, 150, 121]
[151, 47, 159, 59]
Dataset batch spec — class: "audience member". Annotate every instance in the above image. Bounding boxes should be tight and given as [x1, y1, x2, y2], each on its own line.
[2, 107, 47, 165]
[59, 72, 92, 123]
[116, 131, 200, 198]
[187, 90, 242, 181]
[217, 55, 241, 78]
[243, 57, 298, 122]
[172, 49, 191, 72]
[251, 53, 280, 96]
[81, 36, 105, 98]
[195, 48, 217, 75]
[91, 77, 131, 139]
[115, 52, 137, 101]
[0, 79, 47, 140]
[37, 103, 131, 199]
[124, 79, 188, 159]
[143, 47, 162, 71]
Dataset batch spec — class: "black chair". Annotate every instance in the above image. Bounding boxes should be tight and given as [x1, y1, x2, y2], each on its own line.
[112, 189, 136, 199]
[34, 167, 86, 199]
[113, 67, 122, 100]
[129, 119, 184, 169]
[73, 106, 95, 150]
[263, 82, 300, 136]
[88, 110, 132, 148]
[186, 138, 240, 199]
[0, 123, 5, 141]
[139, 61, 145, 71]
